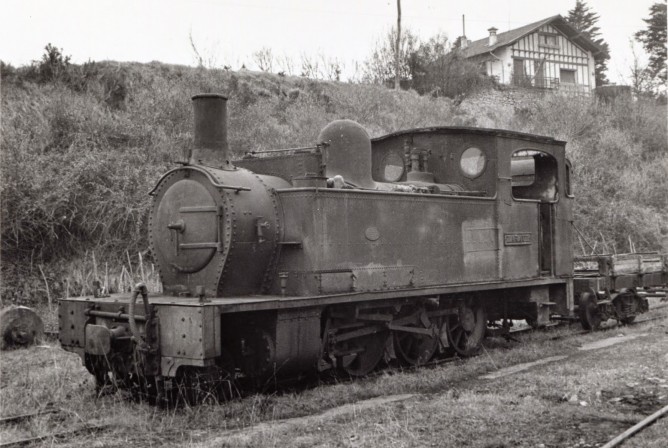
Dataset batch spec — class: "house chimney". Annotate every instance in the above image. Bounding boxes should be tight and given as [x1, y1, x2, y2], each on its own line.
[191, 93, 229, 166]
[488, 27, 498, 46]
[460, 15, 468, 49]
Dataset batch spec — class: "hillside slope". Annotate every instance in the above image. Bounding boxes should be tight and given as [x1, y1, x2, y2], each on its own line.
[1, 61, 666, 303]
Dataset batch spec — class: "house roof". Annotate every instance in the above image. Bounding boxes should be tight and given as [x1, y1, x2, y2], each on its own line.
[462, 15, 602, 58]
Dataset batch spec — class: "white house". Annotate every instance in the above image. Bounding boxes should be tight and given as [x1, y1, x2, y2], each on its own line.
[462, 15, 602, 95]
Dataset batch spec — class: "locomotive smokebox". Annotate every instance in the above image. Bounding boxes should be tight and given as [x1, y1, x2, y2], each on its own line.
[191, 93, 229, 165]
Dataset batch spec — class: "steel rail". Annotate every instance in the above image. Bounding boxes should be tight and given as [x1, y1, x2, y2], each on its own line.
[0, 422, 109, 448]
[601, 404, 668, 448]
[0, 408, 57, 425]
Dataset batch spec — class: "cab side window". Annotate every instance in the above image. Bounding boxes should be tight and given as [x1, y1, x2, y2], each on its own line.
[511, 151, 558, 202]
[565, 159, 573, 197]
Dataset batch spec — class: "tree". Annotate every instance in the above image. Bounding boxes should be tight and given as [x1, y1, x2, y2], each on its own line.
[318, 55, 343, 81]
[415, 53, 492, 100]
[408, 33, 449, 90]
[188, 30, 221, 69]
[277, 54, 295, 76]
[406, 33, 492, 99]
[38, 43, 71, 82]
[253, 47, 274, 72]
[363, 27, 419, 85]
[300, 53, 320, 78]
[635, 1, 667, 86]
[628, 40, 656, 98]
[565, 1, 611, 86]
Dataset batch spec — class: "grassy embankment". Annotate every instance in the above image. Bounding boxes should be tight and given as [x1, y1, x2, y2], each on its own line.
[1, 61, 667, 309]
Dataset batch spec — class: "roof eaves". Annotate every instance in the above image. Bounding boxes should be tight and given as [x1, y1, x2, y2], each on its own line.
[464, 15, 570, 58]
[549, 17, 603, 54]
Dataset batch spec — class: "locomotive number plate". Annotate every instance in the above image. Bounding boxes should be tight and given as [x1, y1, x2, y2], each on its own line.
[504, 232, 532, 246]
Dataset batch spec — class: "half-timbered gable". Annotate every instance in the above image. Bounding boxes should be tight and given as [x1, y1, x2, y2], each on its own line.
[462, 15, 601, 95]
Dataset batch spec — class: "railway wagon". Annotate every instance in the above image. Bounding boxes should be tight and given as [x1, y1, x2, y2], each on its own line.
[58, 93, 656, 398]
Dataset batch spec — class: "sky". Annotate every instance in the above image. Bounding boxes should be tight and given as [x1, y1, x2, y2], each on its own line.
[0, 0, 659, 84]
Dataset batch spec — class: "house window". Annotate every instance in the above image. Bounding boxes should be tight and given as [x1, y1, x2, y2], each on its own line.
[539, 33, 559, 48]
[560, 69, 576, 84]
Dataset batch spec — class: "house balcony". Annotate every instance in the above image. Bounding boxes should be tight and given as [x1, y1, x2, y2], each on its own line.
[511, 75, 591, 95]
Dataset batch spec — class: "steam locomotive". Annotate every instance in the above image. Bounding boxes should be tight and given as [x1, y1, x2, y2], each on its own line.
[59, 94, 666, 399]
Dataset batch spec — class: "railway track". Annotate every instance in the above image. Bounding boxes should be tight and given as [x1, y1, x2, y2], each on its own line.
[206, 299, 668, 446]
[41, 293, 668, 385]
[0, 408, 57, 426]
[359, 296, 668, 380]
[602, 403, 668, 448]
[276, 299, 668, 447]
[4, 299, 666, 446]
[507, 295, 668, 340]
[0, 407, 108, 448]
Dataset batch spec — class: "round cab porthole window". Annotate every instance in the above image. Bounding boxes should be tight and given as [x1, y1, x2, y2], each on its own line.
[382, 152, 405, 182]
[460, 147, 486, 178]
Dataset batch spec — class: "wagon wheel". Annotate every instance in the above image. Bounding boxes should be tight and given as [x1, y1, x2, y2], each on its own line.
[392, 307, 441, 366]
[339, 331, 388, 377]
[578, 291, 601, 331]
[614, 290, 639, 325]
[0, 306, 44, 350]
[446, 302, 486, 357]
[84, 354, 116, 396]
[620, 315, 636, 325]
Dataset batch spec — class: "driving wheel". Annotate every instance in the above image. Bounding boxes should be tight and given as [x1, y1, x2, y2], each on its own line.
[447, 301, 486, 356]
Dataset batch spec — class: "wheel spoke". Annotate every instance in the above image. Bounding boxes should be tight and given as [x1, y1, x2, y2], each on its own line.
[446, 303, 486, 356]
[454, 329, 463, 346]
[407, 336, 417, 355]
[393, 307, 440, 366]
[342, 331, 387, 376]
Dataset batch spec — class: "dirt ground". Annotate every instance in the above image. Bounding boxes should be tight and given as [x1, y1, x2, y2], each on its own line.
[1, 310, 666, 447]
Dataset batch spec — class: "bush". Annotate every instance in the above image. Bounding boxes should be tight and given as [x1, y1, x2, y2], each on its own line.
[38, 43, 71, 83]
[507, 94, 667, 253]
[411, 51, 494, 99]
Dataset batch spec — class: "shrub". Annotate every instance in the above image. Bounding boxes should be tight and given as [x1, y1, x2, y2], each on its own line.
[507, 94, 667, 253]
[412, 51, 495, 100]
[38, 43, 71, 83]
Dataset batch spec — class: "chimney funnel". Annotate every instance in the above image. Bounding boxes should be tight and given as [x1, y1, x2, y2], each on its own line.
[460, 14, 468, 49]
[488, 27, 498, 46]
[191, 93, 229, 165]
